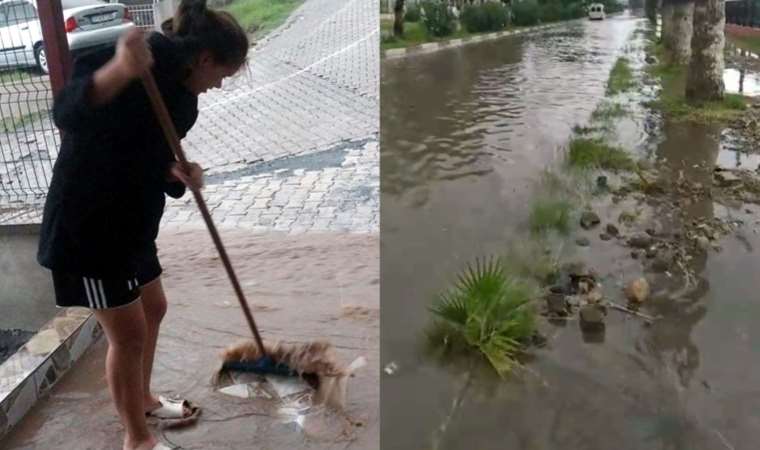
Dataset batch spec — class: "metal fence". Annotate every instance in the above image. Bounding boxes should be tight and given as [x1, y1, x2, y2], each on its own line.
[0, 1, 150, 223]
[727, 0, 760, 27]
[0, 2, 60, 212]
[126, 3, 155, 29]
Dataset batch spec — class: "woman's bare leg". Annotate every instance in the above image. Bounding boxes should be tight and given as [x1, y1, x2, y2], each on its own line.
[94, 299, 158, 450]
[139, 277, 167, 411]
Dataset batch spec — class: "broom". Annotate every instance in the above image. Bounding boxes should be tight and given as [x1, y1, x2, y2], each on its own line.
[140, 71, 295, 377]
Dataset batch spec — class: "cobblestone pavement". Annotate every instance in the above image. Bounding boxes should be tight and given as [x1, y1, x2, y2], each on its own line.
[0, 0, 380, 234]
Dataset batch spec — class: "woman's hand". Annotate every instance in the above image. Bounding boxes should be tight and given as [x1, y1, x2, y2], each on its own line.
[89, 29, 154, 107]
[168, 162, 204, 191]
[114, 28, 153, 80]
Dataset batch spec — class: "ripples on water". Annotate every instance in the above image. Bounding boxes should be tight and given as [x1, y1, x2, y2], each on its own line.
[382, 18, 640, 200]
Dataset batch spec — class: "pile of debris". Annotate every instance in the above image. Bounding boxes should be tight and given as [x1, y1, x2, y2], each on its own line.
[541, 266, 655, 338]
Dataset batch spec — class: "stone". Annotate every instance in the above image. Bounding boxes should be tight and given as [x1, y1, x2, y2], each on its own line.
[618, 211, 637, 225]
[696, 236, 711, 251]
[576, 237, 591, 247]
[645, 55, 658, 64]
[587, 287, 603, 304]
[580, 305, 605, 332]
[714, 170, 742, 187]
[625, 277, 650, 303]
[645, 246, 658, 258]
[606, 223, 619, 236]
[546, 293, 568, 316]
[600, 233, 612, 241]
[596, 175, 608, 189]
[631, 250, 642, 259]
[580, 211, 601, 229]
[628, 233, 654, 249]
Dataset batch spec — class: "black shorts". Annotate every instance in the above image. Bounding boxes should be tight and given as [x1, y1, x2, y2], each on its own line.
[51, 245, 163, 310]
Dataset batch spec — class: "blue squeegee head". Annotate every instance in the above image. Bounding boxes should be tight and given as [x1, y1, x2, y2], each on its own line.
[221, 355, 299, 377]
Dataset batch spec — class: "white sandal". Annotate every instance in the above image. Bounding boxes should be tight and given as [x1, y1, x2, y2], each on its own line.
[152, 444, 174, 450]
[146, 395, 201, 429]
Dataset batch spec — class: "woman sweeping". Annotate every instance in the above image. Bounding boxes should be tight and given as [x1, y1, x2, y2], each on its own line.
[37, 1, 248, 449]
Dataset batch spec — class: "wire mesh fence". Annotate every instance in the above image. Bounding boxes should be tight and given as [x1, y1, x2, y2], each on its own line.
[125, 3, 155, 30]
[0, 1, 60, 214]
[727, 1, 760, 27]
[0, 0, 137, 223]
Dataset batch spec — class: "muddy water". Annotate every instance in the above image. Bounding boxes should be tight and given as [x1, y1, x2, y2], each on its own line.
[382, 16, 760, 450]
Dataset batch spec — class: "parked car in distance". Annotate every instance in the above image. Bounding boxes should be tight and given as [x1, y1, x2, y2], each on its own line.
[0, 0, 134, 74]
[588, 3, 606, 20]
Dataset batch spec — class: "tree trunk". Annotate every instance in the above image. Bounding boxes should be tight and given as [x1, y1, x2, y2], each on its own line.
[670, 1, 694, 65]
[645, 0, 658, 23]
[661, 1, 675, 51]
[393, 0, 405, 37]
[686, 0, 725, 102]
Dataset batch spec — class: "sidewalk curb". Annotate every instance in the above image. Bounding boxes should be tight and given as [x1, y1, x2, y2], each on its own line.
[382, 20, 582, 60]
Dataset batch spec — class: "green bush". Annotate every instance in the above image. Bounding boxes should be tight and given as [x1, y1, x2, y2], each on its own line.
[600, 0, 625, 14]
[512, 0, 541, 25]
[421, 0, 457, 37]
[428, 257, 537, 377]
[461, 2, 510, 33]
[404, 4, 421, 22]
[540, 0, 562, 22]
[560, 2, 585, 19]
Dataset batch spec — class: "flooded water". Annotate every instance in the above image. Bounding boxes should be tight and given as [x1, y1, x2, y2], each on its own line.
[382, 15, 760, 450]
[725, 43, 760, 97]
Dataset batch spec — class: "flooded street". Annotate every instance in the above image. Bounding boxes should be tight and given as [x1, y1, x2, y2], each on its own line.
[382, 14, 760, 450]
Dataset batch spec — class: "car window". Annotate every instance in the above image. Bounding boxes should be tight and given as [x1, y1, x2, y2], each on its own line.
[5, 2, 36, 25]
[62, 0, 106, 8]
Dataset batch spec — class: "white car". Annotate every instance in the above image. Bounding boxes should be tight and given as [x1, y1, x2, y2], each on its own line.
[0, 0, 135, 74]
[588, 3, 606, 20]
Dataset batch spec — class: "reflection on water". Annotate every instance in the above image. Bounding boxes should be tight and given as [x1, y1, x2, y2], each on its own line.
[724, 67, 760, 97]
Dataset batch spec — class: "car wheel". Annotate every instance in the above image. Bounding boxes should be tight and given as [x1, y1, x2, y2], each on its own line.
[34, 45, 49, 74]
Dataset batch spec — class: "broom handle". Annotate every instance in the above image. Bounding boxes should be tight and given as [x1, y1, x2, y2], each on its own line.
[140, 71, 268, 359]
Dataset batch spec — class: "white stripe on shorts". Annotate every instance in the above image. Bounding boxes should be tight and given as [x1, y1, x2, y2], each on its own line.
[98, 280, 108, 308]
[82, 277, 95, 309]
[88, 278, 102, 309]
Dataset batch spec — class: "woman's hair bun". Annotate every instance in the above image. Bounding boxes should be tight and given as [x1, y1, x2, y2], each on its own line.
[173, 0, 208, 36]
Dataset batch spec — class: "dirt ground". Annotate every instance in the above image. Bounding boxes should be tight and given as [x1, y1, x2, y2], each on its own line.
[2, 230, 379, 450]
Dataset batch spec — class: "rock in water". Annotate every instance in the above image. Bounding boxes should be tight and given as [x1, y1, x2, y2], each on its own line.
[628, 233, 653, 249]
[580, 211, 601, 229]
[576, 237, 591, 247]
[587, 287, 603, 304]
[546, 292, 568, 316]
[606, 224, 620, 236]
[580, 305, 605, 332]
[625, 278, 650, 303]
[600, 233, 612, 241]
[714, 170, 742, 187]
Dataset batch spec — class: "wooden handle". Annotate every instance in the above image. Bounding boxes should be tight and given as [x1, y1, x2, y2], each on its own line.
[140, 72, 268, 358]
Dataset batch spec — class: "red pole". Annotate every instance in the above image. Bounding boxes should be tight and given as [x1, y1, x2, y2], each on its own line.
[37, 0, 71, 97]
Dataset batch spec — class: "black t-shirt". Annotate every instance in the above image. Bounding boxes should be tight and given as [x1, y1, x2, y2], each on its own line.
[37, 32, 199, 278]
